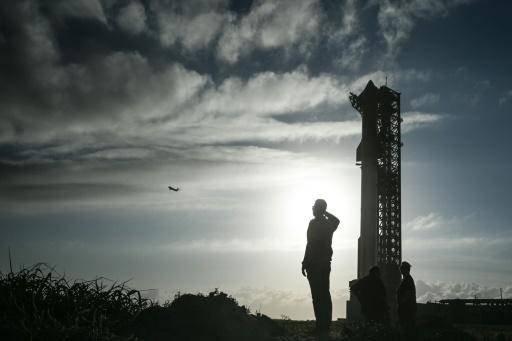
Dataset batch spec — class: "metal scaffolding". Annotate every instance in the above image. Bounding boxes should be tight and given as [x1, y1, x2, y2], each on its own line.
[375, 86, 402, 266]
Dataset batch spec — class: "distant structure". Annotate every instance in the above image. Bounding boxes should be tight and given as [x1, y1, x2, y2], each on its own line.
[418, 299, 512, 325]
[346, 80, 402, 321]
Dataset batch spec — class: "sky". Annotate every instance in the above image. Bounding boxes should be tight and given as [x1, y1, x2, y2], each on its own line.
[1, 0, 512, 319]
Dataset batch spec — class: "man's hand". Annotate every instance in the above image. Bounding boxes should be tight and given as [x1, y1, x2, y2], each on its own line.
[301, 264, 307, 277]
[324, 211, 340, 228]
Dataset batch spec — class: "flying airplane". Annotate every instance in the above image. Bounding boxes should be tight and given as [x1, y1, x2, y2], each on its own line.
[168, 186, 180, 192]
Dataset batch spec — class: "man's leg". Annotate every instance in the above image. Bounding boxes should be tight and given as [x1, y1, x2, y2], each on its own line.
[307, 267, 322, 331]
[318, 263, 332, 332]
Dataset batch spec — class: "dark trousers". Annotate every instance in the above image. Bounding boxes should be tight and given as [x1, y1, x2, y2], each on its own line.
[399, 309, 416, 341]
[307, 262, 332, 332]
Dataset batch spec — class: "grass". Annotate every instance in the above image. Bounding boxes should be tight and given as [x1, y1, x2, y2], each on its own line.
[0, 263, 149, 340]
[0, 264, 280, 340]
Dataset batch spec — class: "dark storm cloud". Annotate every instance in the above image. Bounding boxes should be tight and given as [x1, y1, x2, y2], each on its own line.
[0, 1, 202, 139]
[0, 0, 450, 143]
[0, 0, 453, 214]
[0, 0, 498, 233]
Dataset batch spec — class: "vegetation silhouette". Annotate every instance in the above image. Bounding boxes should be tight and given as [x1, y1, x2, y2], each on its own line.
[0, 263, 148, 340]
[1, 262, 506, 341]
[0, 264, 281, 341]
[132, 289, 282, 341]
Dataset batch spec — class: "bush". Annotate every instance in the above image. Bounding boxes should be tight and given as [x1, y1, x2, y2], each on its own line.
[131, 289, 283, 341]
[0, 264, 282, 341]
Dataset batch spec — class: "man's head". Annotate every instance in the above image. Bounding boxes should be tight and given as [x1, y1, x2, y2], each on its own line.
[400, 261, 411, 275]
[312, 199, 327, 218]
[369, 266, 380, 278]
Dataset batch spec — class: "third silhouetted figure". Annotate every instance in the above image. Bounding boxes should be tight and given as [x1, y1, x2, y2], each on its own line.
[302, 199, 340, 336]
[397, 261, 417, 339]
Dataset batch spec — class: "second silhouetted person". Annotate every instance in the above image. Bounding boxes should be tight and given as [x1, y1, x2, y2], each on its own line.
[350, 266, 389, 323]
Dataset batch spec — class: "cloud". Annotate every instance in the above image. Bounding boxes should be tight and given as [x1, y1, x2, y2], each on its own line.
[155, 0, 228, 51]
[347, 69, 431, 94]
[1, 65, 353, 157]
[162, 119, 361, 146]
[375, 0, 473, 59]
[329, 0, 368, 71]
[498, 89, 512, 105]
[333, 36, 368, 71]
[0, 1, 444, 162]
[116, 1, 147, 35]
[405, 212, 467, 232]
[154, 7, 228, 52]
[217, 0, 320, 63]
[52, 0, 107, 23]
[402, 111, 443, 132]
[229, 281, 512, 319]
[155, 229, 358, 254]
[0, 63, 444, 168]
[0, 0, 60, 93]
[335, 0, 359, 39]
[410, 93, 440, 109]
[152, 0, 323, 59]
[404, 233, 512, 262]
[159, 238, 304, 253]
[0, 1, 448, 215]
[416, 280, 512, 302]
[196, 69, 348, 117]
[231, 287, 349, 319]
[0, 183, 141, 202]
[403, 223, 512, 278]
[0, 47, 209, 145]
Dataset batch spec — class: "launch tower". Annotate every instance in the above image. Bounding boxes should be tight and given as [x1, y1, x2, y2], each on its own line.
[346, 80, 402, 321]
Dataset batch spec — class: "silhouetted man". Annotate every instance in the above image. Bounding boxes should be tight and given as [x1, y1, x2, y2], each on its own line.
[397, 261, 417, 339]
[350, 266, 389, 323]
[301, 199, 340, 335]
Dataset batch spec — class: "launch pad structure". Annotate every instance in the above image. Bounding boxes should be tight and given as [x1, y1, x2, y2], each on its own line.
[346, 80, 402, 321]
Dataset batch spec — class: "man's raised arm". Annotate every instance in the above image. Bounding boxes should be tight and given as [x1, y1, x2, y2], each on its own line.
[324, 211, 340, 230]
